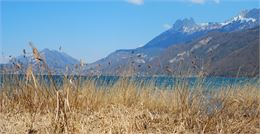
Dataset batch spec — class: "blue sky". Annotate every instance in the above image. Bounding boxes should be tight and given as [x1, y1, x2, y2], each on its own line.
[0, 0, 259, 63]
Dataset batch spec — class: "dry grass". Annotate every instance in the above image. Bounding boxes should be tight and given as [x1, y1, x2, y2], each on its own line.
[0, 46, 259, 134]
[0, 74, 259, 134]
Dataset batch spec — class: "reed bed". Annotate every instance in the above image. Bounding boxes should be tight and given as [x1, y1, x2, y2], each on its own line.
[0, 46, 259, 133]
[0, 73, 259, 134]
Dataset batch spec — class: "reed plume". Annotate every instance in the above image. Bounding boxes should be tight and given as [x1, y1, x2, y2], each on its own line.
[29, 42, 43, 62]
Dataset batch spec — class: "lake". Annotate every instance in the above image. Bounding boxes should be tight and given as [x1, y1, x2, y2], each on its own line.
[1, 74, 259, 90]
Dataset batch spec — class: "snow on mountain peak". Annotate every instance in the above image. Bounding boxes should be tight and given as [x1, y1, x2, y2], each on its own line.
[170, 9, 259, 33]
[221, 9, 259, 26]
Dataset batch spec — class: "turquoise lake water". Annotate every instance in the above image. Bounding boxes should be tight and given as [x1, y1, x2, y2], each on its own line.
[1, 74, 259, 90]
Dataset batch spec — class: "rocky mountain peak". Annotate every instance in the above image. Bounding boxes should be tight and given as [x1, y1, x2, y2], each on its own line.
[172, 17, 198, 32]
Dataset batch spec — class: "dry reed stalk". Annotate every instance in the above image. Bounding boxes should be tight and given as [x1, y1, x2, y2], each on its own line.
[55, 91, 60, 122]
[26, 65, 37, 88]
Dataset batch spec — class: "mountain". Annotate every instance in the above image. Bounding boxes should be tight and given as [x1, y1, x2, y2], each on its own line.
[220, 8, 259, 32]
[85, 8, 260, 77]
[138, 8, 259, 49]
[3, 48, 80, 74]
[150, 27, 259, 77]
[143, 18, 219, 49]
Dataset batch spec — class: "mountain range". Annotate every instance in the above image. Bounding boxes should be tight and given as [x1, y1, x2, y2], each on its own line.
[1, 8, 259, 77]
[84, 8, 260, 77]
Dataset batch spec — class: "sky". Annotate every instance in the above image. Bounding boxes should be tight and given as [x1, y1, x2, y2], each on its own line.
[0, 0, 259, 63]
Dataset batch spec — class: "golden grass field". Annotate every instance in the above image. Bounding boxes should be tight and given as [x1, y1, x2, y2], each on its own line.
[0, 74, 259, 134]
[0, 46, 259, 134]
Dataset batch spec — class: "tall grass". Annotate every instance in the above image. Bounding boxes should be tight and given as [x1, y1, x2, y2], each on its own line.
[0, 74, 259, 133]
[0, 46, 259, 133]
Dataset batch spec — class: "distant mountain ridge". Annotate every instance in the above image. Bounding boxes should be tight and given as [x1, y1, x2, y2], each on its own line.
[2, 48, 80, 74]
[85, 8, 260, 77]
[143, 8, 259, 49]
